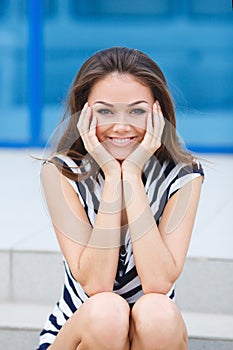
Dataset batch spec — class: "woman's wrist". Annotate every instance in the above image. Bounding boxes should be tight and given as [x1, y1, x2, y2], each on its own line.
[102, 160, 121, 179]
[122, 169, 142, 184]
[122, 161, 142, 180]
[104, 169, 122, 182]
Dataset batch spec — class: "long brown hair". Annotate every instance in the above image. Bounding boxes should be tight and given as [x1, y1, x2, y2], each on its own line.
[49, 47, 195, 180]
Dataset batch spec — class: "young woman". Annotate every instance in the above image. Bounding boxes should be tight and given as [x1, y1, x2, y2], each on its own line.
[38, 47, 204, 350]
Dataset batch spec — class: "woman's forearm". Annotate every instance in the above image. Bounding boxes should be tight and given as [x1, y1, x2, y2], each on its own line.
[42, 163, 122, 296]
[123, 173, 177, 294]
[77, 174, 122, 295]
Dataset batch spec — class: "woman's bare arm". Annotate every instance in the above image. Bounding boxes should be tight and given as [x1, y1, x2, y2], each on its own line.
[41, 162, 122, 296]
[122, 172, 203, 294]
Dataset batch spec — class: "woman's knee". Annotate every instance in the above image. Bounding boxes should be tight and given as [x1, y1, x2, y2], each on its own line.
[83, 292, 130, 347]
[131, 293, 185, 348]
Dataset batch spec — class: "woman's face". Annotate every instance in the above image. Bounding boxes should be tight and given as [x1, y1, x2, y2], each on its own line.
[88, 73, 154, 160]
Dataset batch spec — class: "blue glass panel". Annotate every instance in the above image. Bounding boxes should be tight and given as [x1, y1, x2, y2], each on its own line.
[0, 0, 7, 18]
[12, 0, 57, 19]
[0, 0, 232, 151]
[189, 0, 231, 15]
[0, 1, 29, 145]
[70, 0, 171, 17]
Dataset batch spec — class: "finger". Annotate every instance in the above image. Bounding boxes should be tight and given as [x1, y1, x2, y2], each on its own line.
[156, 100, 163, 116]
[77, 103, 89, 131]
[87, 111, 102, 153]
[89, 114, 97, 138]
[154, 101, 165, 136]
[146, 111, 153, 138]
[80, 106, 92, 138]
[153, 102, 159, 128]
[77, 102, 88, 125]
[150, 102, 162, 149]
[140, 112, 154, 152]
[156, 101, 165, 127]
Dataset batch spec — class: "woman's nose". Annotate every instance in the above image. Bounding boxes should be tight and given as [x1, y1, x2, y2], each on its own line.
[112, 114, 131, 132]
[112, 121, 131, 132]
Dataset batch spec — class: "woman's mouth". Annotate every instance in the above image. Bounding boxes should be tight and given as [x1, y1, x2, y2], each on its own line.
[108, 137, 137, 147]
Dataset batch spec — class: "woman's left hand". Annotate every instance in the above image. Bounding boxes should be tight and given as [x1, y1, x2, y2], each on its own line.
[122, 101, 165, 176]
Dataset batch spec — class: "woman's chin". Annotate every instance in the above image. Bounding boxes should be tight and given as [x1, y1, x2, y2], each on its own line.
[107, 145, 138, 161]
[103, 140, 138, 161]
[109, 149, 131, 161]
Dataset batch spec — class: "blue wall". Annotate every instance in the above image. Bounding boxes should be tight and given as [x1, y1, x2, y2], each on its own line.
[0, 0, 232, 151]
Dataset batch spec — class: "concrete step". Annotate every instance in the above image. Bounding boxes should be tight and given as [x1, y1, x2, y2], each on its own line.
[176, 257, 233, 314]
[183, 311, 233, 350]
[0, 302, 51, 350]
[1, 246, 233, 314]
[0, 302, 232, 350]
[0, 248, 64, 305]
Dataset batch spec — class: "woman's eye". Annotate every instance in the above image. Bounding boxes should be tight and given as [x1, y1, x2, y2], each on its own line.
[130, 109, 146, 115]
[97, 109, 113, 115]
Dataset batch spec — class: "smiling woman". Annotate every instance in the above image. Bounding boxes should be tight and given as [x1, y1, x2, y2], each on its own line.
[37, 47, 204, 350]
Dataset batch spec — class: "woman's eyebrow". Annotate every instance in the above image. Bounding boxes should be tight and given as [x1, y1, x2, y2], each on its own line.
[128, 101, 149, 106]
[93, 100, 149, 106]
[93, 101, 114, 107]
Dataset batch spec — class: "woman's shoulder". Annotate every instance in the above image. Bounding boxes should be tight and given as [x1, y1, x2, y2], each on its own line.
[46, 153, 96, 181]
[164, 158, 204, 199]
[156, 157, 204, 178]
[143, 156, 204, 192]
[49, 154, 102, 204]
[51, 154, 83, 172]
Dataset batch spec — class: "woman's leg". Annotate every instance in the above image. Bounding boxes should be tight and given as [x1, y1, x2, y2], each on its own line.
[129, 293, 188, 350]
[48, 292, 130, 350]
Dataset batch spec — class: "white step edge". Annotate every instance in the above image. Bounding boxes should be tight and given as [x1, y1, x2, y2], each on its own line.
[0, 302, 233, 342]
[181, 311, 233, 341]
[0, 302, 52, 331]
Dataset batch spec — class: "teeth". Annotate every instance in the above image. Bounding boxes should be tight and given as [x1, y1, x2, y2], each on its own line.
[111, 138, 131, 143]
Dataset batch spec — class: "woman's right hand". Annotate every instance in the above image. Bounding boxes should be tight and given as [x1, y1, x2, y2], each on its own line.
[77, 103, 121, 178]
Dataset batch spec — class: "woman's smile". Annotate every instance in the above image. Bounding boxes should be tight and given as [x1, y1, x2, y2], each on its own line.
[88, 72, 154, 160]
[108, 136, 137, 146]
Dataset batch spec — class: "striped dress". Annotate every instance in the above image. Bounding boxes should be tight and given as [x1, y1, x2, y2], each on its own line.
[37, 155, 204, 350]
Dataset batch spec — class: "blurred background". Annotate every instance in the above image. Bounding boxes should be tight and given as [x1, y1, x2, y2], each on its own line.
[0, 0, 232, 150]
